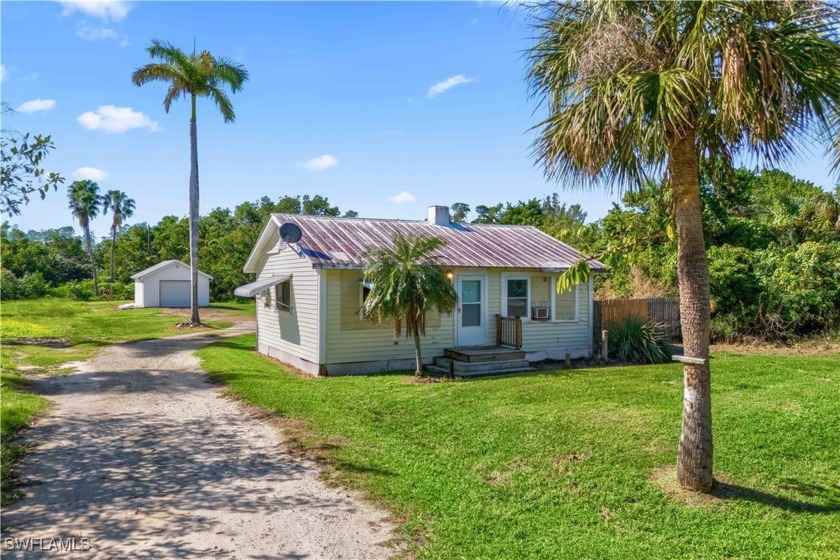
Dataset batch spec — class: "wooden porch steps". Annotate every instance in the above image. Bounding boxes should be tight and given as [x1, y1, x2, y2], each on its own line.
[428, 346, 534, 377]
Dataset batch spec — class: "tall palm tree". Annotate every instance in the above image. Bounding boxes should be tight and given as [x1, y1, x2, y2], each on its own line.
[68, 180, 103, 296]
[102, 190, 136, 282]
[132, 40, 248, 326]
[526, 1, 840, 493]
[363, 235, 458, 378]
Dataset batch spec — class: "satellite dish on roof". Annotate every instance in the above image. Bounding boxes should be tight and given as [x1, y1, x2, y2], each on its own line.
[279, 222, 302, 244]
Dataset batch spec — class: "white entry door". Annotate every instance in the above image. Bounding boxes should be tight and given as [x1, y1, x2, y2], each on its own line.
[457, 275, 487, 346]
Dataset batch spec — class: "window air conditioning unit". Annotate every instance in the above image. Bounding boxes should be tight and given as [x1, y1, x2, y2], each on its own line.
[531, 306, 550, 320]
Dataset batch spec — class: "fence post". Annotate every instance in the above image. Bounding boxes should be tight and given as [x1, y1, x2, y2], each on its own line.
[601, 329, 609, 360]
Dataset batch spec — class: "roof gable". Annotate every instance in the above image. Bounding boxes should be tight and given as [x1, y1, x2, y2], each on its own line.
[244, 214, 604, 273]
[131, 259, 214, 280]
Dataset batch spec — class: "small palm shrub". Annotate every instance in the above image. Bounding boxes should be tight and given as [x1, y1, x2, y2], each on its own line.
[608, 316, 673, 365]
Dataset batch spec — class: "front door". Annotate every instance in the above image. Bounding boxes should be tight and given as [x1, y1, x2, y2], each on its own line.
[457, 275, 487, 346]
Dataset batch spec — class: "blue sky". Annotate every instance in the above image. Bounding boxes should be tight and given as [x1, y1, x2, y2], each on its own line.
[2, 1, 837, 238]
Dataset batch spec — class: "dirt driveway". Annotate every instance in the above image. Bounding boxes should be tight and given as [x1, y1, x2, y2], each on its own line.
[1, 324, 395, 559]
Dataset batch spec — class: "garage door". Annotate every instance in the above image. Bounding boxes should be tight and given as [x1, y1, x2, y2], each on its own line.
[159, 280, 191, 308]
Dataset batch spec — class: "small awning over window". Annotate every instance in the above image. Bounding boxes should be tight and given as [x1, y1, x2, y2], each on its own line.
[359, 280, 373, 290]
[234, 274, 291, 298]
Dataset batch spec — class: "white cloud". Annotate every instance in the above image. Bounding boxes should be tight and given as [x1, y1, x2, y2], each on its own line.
[72, 166, 110, 181]
[427, 75, 474, 99]
[60, 1, 130, 22]
[76, 23, 118, 41]
[75, 22, 128, 45]
[301, 154, 338, 171]
[16, 99, 57, 114]
[77, 105, 160, 133]
[389, 191, 417, 204]
[0, 64, 7, 82]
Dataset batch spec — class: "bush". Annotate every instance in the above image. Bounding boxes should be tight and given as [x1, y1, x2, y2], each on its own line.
[18, 272, 49, 299]
[1, 269, 20, 299]
[48, 280, 95, 301]
[762, 242, 840, 334]
[96, 281, 134, 301]
[607, 316, 673, 364]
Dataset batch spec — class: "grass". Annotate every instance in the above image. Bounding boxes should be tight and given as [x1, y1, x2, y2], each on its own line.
[0, 298, 253, 503]
[199, 335, 840, 559]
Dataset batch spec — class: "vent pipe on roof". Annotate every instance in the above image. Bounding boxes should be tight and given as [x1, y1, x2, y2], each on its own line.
[427, 205, 450, 226]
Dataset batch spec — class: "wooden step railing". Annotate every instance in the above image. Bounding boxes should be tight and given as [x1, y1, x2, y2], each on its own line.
[496, 315, 522, 349]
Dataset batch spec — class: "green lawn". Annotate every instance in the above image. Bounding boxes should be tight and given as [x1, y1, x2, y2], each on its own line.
[0, 298, 254, 503]
[199, 335, 840, 559]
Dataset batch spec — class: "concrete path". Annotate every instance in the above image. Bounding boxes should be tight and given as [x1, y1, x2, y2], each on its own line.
[1, 324, 395, 559]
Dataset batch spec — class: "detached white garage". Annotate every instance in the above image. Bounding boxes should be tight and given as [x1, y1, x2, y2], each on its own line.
[131, 260, 212, 308]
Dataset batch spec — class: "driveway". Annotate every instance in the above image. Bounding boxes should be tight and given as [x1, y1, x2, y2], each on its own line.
[1, 323, 395, 559]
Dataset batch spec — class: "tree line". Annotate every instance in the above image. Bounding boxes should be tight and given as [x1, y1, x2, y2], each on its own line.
[1, 194, 353, 302]
[3, 167, 838, 342]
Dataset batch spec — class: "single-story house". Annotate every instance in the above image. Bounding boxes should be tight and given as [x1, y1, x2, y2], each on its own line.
[131, 259, 212, 308]
[235, 205, 605, 376]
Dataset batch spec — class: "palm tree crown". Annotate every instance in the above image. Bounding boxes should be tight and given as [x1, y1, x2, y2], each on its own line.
[527, 1, 840, 187]
[364, 235, 458, 377]
[131, 40, 249, 121]
[68, 180, 102, 228]
[103, 190, 135, 231]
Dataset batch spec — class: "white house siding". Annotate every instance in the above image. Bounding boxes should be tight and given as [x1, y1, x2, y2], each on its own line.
[134, 280, 145, 307]
[477, 267, 591, 360]
[134, 263, 210, 308]
[322, 269, 455, 374]
[254, 243, 320, 375]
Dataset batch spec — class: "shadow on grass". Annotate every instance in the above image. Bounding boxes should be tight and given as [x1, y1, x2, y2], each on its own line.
[712, 480, 840, 514]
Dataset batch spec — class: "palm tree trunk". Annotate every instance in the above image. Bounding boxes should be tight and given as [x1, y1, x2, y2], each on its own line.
[110, 226, 116, 283]
[188, 94, 201, 326]
[84, 225, 99, 297]
[412, 329, 423, 378]
[670, 130, 713, 493]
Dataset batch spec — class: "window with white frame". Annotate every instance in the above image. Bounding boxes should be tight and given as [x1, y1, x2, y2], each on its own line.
[504, 277, 529, 318]
[275, 280, 291, 311]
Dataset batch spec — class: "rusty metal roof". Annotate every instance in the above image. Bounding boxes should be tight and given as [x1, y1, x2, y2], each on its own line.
[268, 214, 605, 271]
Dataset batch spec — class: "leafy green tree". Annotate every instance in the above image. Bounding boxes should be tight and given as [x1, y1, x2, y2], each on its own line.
[102, 190, 136, 282]
[1, 105, 65, 216]
[67, 180, 103, 296]
[473, 203, 503, 224]
[450, 202, 471, 223]
[526, 0, 840, 492]
[110, 223, 156, 281]
[302, 194, 341, 216]
[275, 196, 302, 214]
[363, 235, 457, 378]
[152, 216, 190, 261]
[132, 39, 249, 326]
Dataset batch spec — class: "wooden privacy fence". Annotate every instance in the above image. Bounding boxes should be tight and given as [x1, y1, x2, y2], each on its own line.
[593, 297, 681, 339]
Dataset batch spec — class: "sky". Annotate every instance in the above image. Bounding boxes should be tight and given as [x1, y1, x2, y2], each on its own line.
[2, 0, 838, 239]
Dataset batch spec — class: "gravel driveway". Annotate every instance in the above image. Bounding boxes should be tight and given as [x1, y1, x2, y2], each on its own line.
[1, 324, 395, 559]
